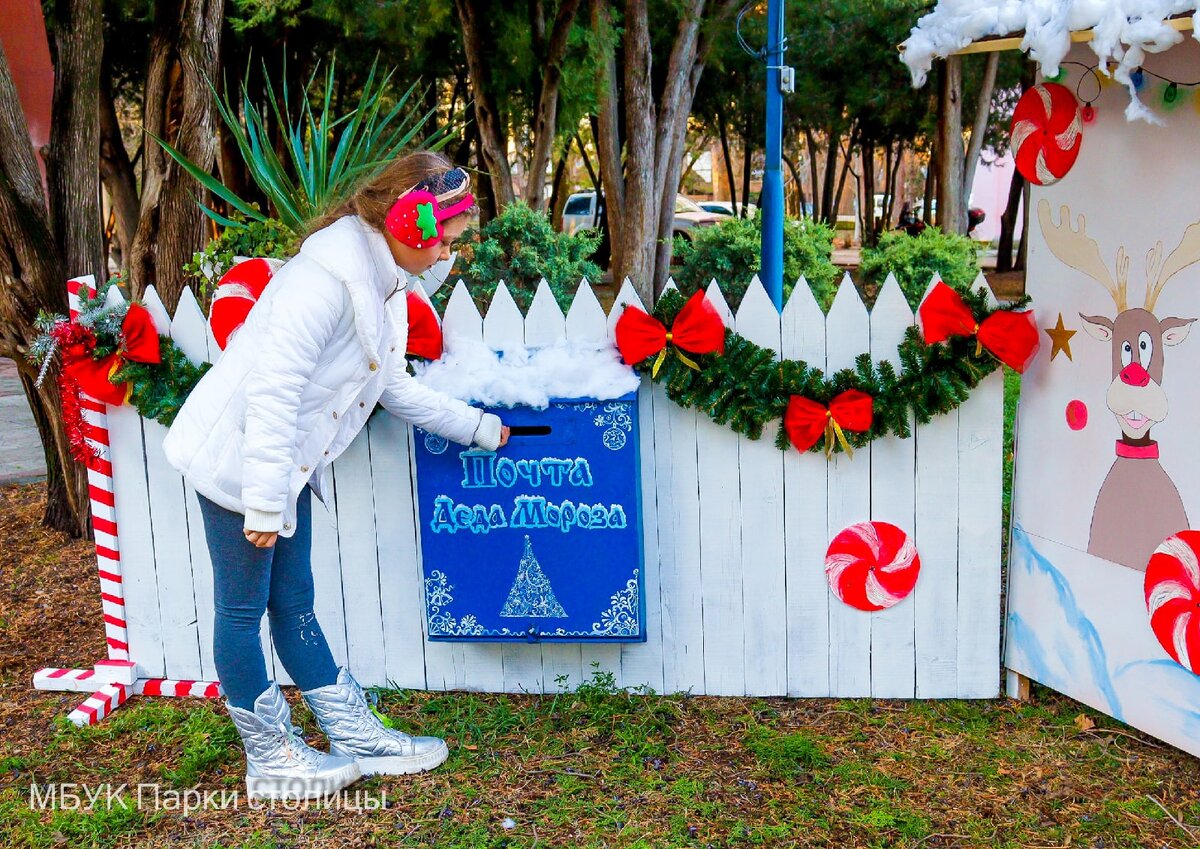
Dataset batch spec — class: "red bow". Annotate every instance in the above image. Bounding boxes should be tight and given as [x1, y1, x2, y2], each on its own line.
[406, 292, 443, 359]
[615, 291, 726, 377]
[784, 390, 874, 458]
[918, 282, 1039, 373]
[64, 304, 162, 406]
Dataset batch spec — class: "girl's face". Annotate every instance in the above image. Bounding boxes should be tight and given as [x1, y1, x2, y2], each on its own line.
[385, 216, 470, 276]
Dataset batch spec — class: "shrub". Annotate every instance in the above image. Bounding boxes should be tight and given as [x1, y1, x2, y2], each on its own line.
[451, 200, 602, 314]
[671, 214, 840, 311]
[858, 228, 979, 308]
[183, 213, 299, 298]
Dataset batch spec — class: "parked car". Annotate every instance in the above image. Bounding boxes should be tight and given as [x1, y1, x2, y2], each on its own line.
[561, 191, 723, 240]
[698, 200, 758, 218]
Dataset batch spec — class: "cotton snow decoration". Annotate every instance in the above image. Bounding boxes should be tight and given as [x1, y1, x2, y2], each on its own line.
[901, 1, 1200, 123]
[412, 335, 642, 408]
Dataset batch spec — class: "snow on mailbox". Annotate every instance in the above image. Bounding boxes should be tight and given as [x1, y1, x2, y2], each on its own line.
[411, 336, 644, 642]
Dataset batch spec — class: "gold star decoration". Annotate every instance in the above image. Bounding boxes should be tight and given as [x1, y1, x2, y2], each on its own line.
[1045, 313, 1077, 362]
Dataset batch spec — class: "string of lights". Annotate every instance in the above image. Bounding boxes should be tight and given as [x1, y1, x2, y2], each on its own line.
[1046, 60, 1200, 120]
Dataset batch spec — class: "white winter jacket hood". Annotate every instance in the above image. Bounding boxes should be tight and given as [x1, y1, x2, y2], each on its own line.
[163, 215, 501, 536]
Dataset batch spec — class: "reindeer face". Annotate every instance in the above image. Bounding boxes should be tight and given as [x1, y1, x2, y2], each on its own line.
[1080, 309, 1194, 438]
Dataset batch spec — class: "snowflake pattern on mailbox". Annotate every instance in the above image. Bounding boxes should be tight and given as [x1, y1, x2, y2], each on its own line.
[413, 394, 645, 641]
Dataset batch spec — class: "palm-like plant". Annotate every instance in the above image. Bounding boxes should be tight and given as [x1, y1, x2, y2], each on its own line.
[155, 57, 460, 235]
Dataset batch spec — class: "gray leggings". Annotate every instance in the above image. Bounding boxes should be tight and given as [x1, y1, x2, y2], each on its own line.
[197, 489, 339, 710]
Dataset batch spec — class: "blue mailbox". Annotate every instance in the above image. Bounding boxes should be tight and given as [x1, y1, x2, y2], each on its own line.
[413, 393, 645, 642]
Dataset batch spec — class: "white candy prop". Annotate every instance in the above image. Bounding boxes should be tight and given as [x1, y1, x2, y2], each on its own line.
[1145, 531, 1200, 675]
[825, 521, 921, 612]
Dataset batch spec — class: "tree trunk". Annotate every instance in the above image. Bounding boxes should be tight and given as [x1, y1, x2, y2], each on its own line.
[523, 0, 583, 210]
[860, 138, 876, 246]
[996, 165, 1024, 273]
[455, 0, 515, 207]
[832, 129, 855, 227]
[548, 146, 570, 229]
[575, 132, 599, 191]
[0, 2, 99, 537]
[936, 55, 966, 234]
[98, 58, 139, 273]
[128, 0, 224, 311]
[590, 0, 623, 273]
[717, 105, 737, 211]
[740, 110, 753, 219]
[820, 129, 838, 224]
[962, 51, 1000, 202]
[783, 152, 805, 217]
[618, 0, 657, 295]
[804, 128, 820, 219]
[922, 144, 936, 225]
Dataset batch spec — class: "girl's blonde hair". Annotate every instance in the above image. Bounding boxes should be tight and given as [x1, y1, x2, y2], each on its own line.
[305, 150, 475, 236]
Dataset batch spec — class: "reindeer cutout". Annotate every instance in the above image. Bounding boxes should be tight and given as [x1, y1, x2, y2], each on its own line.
[1038, 200, 1200, 570]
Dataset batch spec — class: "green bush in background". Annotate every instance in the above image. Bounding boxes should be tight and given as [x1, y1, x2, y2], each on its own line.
[183, 214, 299, 296]
[450, 200, 602, 314]
[671, 215, 840, 311]
[858, 229, 979, 308]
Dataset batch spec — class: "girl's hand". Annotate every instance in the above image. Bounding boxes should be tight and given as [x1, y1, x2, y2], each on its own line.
[498, 425, 511, 448]
[244, 530, 279, 548]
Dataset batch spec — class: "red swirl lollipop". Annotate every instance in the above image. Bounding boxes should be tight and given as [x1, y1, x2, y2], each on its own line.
[825, 521, 921, 612]
[1010, 83, 1083, 186]
[1145, 531, 1200, 674]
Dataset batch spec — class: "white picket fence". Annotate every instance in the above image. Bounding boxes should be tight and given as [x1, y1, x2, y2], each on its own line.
[91, 271, 1004, 699]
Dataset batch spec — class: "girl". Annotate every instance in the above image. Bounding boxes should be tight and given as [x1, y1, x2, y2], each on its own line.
[163, 151, 508, 801]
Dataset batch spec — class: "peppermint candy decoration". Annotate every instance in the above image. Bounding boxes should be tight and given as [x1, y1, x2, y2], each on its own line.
[1010, 83, 1083, 186]
[1145, 531, 1200, 675]
[209, 258, 281, 350]
[825, 522, 920, 611]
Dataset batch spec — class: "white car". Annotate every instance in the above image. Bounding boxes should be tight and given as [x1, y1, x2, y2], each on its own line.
[561, 192, 722, 240]
[698, 200, 757, 218]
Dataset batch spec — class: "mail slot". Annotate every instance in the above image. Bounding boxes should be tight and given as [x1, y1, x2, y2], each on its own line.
[413, 393, 645, 642]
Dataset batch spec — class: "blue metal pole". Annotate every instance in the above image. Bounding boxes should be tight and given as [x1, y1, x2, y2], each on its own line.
[761, 0, 786, 311]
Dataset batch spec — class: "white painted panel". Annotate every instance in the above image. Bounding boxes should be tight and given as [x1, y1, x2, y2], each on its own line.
[483, 280, 524, 349]
[956, 274, 1003, 698]
[868, 275, 918, 699]
[442, 280, 484, 345]
[914, 277, 960, 698]
[565, 280, 607, 345]
[309, 472, 349, 671]
[781, 278, 829, 696]
[735, 277, 786, 696]
[825, 275, 872, 696]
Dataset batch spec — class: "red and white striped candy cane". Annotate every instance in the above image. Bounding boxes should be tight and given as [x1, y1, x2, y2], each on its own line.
[136, 678, 223, 699]
[68, 275, 131, 661]
[32, 667, 97, 692]
[67, 683, 129, 727]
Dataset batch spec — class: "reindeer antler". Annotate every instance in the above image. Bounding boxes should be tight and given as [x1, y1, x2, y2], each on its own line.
[1037, 199, 1126, 311]
[1145, 220, 1200, 312]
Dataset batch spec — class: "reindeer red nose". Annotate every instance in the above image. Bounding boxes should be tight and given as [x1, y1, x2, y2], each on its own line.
[1120, 363, 1151, 387]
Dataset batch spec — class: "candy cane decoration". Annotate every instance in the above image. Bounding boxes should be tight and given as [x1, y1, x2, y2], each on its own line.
[68, 275, 132, 661]
[34, 277, 223, 726]
[1145, 531, 1200, 674]
[67, 683, 128, 727]
[825, 521, 921, 611]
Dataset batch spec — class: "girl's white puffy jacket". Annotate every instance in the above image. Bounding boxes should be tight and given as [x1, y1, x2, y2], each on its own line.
[163, 215, 501, 537]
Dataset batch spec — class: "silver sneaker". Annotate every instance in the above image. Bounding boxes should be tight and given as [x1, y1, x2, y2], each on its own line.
[225, 682, 361, 801]
[301, 667, 450, 776]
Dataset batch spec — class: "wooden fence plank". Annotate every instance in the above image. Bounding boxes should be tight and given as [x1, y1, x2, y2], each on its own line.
[369, 413, 428, 690]
[736, 277, 787, 696]
[956, 274, 1004, 698]
[825, 275, 873, 696]
[310, 473, 349, 675]
[868, 275, 918, 699]
[332, 431, 387, 683]
[443, 280, 484, 343]
[565, 280, 607, 346]
[914, 276, 960, 698]
[781, 278, 829, 696]
[525, 279, 567, 348]
[696, 281, 745, 696]
[484, 280, 525, 349]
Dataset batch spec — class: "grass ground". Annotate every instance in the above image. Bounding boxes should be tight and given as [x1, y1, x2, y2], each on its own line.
[3, 404, 1199, 848]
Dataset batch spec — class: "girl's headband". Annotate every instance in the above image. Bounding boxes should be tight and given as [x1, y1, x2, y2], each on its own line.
[385, 167, 476, 249]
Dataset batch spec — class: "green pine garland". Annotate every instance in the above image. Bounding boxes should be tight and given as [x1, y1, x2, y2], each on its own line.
[635, 287, 1029, 455]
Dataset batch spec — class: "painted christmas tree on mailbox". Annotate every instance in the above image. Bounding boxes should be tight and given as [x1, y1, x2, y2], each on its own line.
[501, 536, 567, 618]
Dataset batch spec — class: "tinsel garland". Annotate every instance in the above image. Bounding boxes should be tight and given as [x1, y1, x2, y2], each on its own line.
[633, 287, 1030, 455]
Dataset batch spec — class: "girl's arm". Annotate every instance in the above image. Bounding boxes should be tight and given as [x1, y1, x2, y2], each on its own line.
[379, 367, 504, 451]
